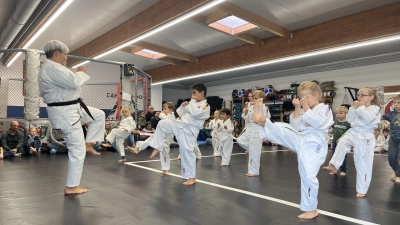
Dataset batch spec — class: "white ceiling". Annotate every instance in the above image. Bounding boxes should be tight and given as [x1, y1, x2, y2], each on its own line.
[1, 0, 399, 72]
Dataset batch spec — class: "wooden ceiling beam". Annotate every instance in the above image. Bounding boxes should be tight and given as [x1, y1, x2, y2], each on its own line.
[204, 10, 229, 25]
[133, 41, 197, 62]
[67, 0, 210, 66]
[146, 3, 400, 83]
[217, 1, 291, 38]
[235, 33, 262, 46]
[158, 57, 182, 66]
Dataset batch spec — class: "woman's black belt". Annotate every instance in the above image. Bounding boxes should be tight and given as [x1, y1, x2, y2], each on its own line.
[47, 98, 95, 121]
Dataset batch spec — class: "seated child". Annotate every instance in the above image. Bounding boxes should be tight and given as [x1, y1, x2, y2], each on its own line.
[382, 128, 390, 152]
[140, 122, 155, 141]
[102, 106, 136, 163]
[232, 120, 241, 139]
[374, 128, 385, 153]
[23, 127, 41, 155]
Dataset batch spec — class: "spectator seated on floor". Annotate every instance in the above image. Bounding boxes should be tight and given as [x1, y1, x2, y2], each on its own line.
[0, 121, 24, 157]
[23, 127, 41, 156]
[150, 111, 161, 129]
[47, 127, 68, 155]
[138, 111, 146, 129]
[140, 122, 155, 141]
[145, 105, 155, 122]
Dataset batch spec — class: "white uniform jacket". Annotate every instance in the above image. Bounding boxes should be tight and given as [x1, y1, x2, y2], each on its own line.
[38, 59, 89, 130]
[176, 99, 210, 135]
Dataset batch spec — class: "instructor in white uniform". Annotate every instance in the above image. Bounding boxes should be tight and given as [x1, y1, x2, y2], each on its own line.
[39, 40, 105, 194]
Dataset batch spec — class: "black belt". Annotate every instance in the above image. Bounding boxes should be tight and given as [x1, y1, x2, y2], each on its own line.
[47, 98, 95, 121]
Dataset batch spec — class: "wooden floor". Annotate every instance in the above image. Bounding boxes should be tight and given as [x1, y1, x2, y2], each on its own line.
[0, 144, 399, 225]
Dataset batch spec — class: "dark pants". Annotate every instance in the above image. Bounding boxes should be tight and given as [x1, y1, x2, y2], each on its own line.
[388, 137, 400, 177]
[3, 151, 15, 158]
[23, 141, 40, 155]
[332, 141, 347, 172]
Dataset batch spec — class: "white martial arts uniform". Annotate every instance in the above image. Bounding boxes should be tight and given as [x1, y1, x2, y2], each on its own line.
[106, 116, 136, 157]
[159, 112, 176, 171]
[237, 105, 270, 175]
[39, 59, 105, 187]
[329, 105, 381, 195]
[208, 118, 222, 156]
[375, 134, 385, 153]
[150, 99, 210, 179]
[383, 135, 390, 152]
[259, 103, 333, 211]
[217, 118, 234, 165]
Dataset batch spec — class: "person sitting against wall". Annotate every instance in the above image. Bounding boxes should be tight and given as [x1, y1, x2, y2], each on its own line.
[47, 127, 69, 155]
[140, 122, 155, 141]
[145, 105, 155, 122]
[0, 121, 23, 157]
[23, 127, 41, 155]
[138, 111, 146, 129]
[150, 111, 161, 129]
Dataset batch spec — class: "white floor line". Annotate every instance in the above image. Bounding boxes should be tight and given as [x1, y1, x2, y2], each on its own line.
[124, 163, 379, 225]
[128, 150, 291, 164]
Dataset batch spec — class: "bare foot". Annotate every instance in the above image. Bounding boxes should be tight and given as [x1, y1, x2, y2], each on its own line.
[127, 147, 139, 154]
[340, 172, 346, 176]
[329, 172, 335, 175]
[161, 170, 168, 175]
[183, 178, 196, 185]
[220, 164, 227, 167]
[64, 186, 88, 195]
[396, 177, 400, 183]
[149, 149, 160, 159]
[324, 164, 337, 174]
[298, 210, 318, 219]
[391, 173, 396, 180]
[253, 98, 266, 126]
[246, 173, 259, 177]
[245, 150, 248, 154]
[197, 157, 202, 160]
[322, 166, 329, 170]
[101, 143, 111, 148]
[118, 158, 126, 163]
[86, 143, 100, 155]
[356, 193, 366, 198]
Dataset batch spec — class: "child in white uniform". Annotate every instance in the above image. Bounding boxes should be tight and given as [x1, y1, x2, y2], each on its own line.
[382, 128, 390, 152]
[102, 106, 136, 163]
[217, 108, 234, 166]
[325, 87, 381, 198]
[159, 102, 176, 174]
[208, 110, 221, 157]
[149, 83, 210, 185]
[253, 81, 333, 220]
[237, 90, 270, 176]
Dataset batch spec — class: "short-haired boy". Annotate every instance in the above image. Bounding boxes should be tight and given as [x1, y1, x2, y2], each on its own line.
[149, 83, 210, 185]
[323, 106, 351, 176]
